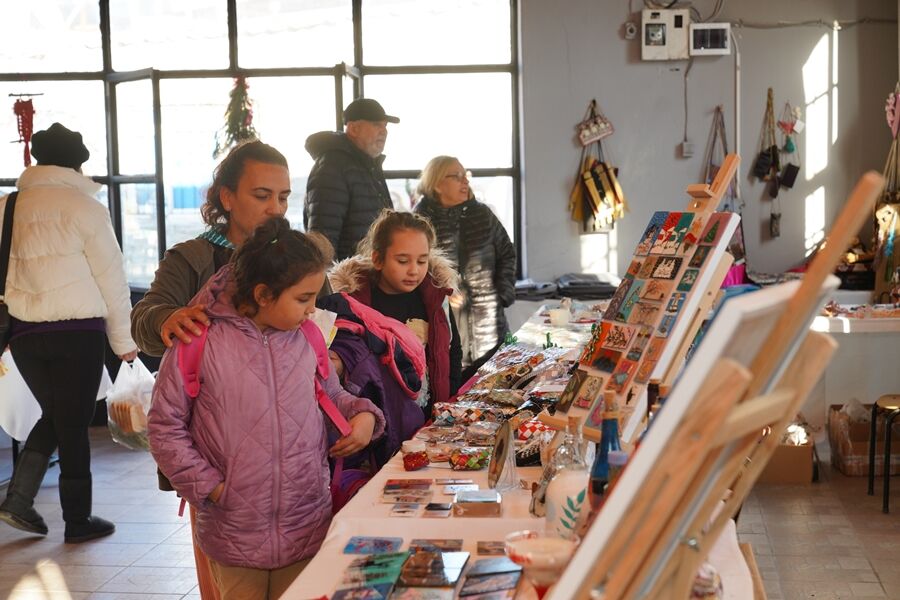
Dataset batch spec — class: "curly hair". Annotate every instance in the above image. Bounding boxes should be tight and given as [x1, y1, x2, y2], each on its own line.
[231, 216, 333, 315]
[201, 141, 289, 229]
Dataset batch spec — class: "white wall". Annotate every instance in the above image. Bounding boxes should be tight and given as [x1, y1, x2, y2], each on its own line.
[520, 0, 897, 279]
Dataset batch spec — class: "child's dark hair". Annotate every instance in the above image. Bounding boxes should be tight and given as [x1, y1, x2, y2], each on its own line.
[201, 141, 289, 228]
[357, 209, 437, 261]
[231, 217, 333, 314]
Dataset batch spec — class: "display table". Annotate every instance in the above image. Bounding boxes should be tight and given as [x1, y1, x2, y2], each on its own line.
[285, 303, 756, 599]
[803, 315, 900, 435]
[285, 449, 754, 599]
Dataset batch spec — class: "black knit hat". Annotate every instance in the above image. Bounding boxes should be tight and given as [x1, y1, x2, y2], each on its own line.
[31, 123, 90, 170]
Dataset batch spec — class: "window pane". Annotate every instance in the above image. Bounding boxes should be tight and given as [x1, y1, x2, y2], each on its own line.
[0, 81, 107, 178]
[387, 175, 515, 244]
[237, 0, 352, 68]
[363, 0, 510, 66]
[248, 76, 337, 230]
[365, 74, 512, 170]
[121, 183, 158, 288]
[160, 79, 231, 248]
[109, 1, 228, 71]
[116, 80, 155, 174]
[0, 1, 101, 72]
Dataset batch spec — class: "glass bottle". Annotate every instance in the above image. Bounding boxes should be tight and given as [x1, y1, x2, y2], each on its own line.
[579, 391, 622, 536]
[544, 416, 589, 539]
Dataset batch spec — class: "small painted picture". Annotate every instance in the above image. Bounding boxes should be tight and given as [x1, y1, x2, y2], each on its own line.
[555, 368, 588, 413]
[677, 268, 700, 292]
[637, 256, 659, 279]
[634, 359, 658, 384]
[657, 314, 677, 337]
[666, 292, 687, 314]
[639, 279, 672, 302]
[688, 245, 711, 269]
[626, 326, 652, 362]
[646, 336, 666, 362]
[650, 256, 683, 280]
[699, 213, 727, 246]
[578, 322, 610, 367]
[625, 258, 643, 279]
[603, 280, 632, 322]
[679, 214, 706, 253]
[573, 374, 605, 409]
[606, 359, 637, 393]
[649, 212, 683, 255]
[616, 280, 644, 322]
[628, 302, 660, 327]
[602, 324, 635, 351]
[592, 348, 623, 373]
[635, 211, 668, 255]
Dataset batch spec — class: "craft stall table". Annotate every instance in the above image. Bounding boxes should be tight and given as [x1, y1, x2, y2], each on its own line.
[284, 304, 756, 600]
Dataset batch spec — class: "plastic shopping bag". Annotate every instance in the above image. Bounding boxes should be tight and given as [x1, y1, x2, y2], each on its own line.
[106, 359, 155, 451]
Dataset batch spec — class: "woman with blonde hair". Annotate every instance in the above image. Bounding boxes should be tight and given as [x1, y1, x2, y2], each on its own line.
[414, 156, 516, 380]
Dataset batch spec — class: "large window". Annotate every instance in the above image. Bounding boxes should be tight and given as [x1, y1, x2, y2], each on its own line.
[0, 0, 520, 287]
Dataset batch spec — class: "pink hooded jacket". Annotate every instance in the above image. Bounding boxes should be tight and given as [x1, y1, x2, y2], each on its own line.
[148, 265, 385, 569]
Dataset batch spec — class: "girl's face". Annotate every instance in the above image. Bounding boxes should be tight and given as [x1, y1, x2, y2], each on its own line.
[433, 160, 470, 207]
[251, 270, 325, 332]
[374, 228, 430, 294]
[221, 160, 290, 246]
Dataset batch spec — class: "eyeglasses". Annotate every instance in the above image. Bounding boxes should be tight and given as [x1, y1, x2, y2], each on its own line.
[444, 171, 471, 182]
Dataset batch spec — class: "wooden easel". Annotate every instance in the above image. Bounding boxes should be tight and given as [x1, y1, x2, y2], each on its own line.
[555, 172, 885, 599]
[540, 155, 741, 442]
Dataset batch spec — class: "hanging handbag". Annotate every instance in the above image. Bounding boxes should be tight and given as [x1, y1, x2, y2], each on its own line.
[0, 192, 19, 350]
[576, 99, 614, 146]
[753, 88, 780, 180]
[778, 102, 801, 189]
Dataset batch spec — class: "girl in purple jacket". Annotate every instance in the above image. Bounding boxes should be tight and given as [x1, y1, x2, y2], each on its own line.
[149, 217, 385, 599]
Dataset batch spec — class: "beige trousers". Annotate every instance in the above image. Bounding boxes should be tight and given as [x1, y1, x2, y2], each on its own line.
[207, 556, 311, 600]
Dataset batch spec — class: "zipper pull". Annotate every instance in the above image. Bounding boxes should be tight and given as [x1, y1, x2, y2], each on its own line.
[263, 334, 269, 347]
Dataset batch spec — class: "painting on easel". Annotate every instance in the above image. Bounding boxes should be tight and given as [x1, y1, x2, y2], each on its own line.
[569, 209, 739, 437]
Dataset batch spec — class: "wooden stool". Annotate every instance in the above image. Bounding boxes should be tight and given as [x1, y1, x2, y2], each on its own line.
[867, 394, 900, 513]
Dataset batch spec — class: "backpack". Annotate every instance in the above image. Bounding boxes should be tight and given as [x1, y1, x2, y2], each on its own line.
[177, 318, 367, 514]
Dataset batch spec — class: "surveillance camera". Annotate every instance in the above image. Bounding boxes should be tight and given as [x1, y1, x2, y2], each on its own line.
[624, 22, 638, 40]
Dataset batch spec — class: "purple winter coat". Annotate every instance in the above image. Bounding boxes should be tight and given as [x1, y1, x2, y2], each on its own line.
[148, 265, 385, 569]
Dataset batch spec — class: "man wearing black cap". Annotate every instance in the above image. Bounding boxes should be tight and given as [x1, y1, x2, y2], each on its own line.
[304, 98, 399, 260]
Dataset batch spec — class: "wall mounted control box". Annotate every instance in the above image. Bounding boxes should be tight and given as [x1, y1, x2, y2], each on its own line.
[641, 8, 690, 61]
[689, 22, 731, 56]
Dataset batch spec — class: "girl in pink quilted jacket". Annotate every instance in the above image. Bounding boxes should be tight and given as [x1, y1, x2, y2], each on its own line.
[148, 217, 385, 599]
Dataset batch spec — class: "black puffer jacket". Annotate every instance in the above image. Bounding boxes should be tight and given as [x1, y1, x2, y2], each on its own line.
[414, 196, 516, 367]
[304, 131, 393, 260]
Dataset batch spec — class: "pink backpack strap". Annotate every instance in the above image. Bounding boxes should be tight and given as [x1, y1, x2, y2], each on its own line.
[177, 323, 209, 399]
[300, 320, 351, 437]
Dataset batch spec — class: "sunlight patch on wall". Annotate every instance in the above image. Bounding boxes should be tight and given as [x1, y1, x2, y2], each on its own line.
[805, 186, 826, 255]
[802, 33, 832, 180]
[580, 229, 616, 274]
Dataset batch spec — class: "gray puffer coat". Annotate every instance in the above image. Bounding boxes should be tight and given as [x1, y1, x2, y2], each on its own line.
[414, 196, 516, 367]
[303, 131, 393, 260]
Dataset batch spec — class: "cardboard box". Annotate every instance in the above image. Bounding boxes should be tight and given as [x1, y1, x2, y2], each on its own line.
[757, 440, 814, 484]
[828, 404, 900, 477]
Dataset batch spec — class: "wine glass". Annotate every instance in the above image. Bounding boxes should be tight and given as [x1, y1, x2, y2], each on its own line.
[504, 529, 579, 599]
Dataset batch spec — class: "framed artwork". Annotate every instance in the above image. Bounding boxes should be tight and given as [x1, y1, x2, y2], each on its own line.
[551, 275, 841, 599]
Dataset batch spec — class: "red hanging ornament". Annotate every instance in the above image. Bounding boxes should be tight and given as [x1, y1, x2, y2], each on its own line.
[13, 99, 36, 167]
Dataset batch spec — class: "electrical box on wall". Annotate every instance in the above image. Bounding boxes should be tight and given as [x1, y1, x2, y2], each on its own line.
[690, 23, 731, 56]
[641, 8, 690, 61]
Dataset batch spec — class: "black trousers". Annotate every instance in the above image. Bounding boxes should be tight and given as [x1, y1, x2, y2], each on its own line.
[11, 330, 105, 480]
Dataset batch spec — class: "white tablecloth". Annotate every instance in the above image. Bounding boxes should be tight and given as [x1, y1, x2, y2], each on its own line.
[284, 452, 753, 599]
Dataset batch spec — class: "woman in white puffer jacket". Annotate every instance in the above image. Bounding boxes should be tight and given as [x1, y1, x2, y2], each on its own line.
[0, 122, 137, 544]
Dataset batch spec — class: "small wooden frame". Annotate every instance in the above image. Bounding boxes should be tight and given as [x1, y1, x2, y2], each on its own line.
[549, 172, 884, 600]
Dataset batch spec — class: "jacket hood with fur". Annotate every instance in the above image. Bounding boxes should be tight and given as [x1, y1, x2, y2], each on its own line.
[328, 252, 459, 297]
